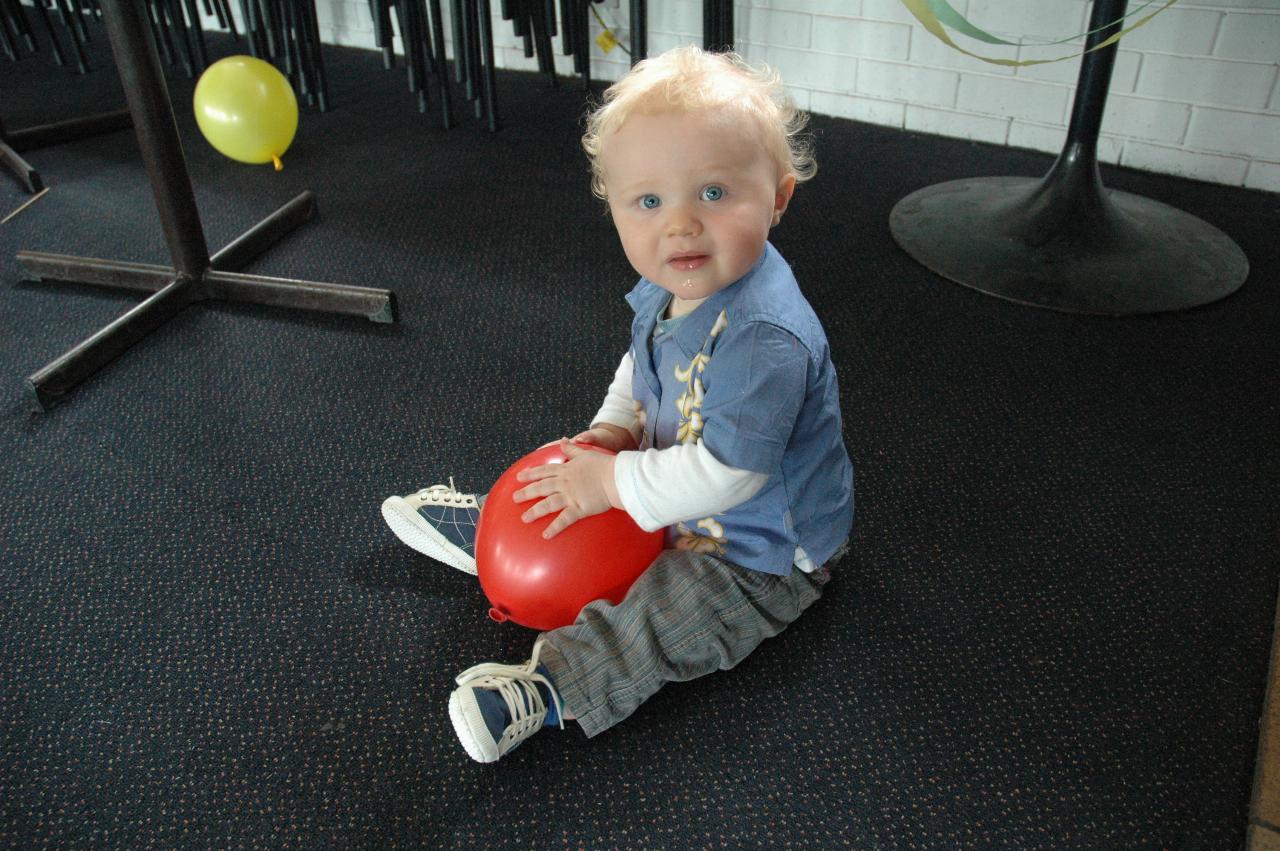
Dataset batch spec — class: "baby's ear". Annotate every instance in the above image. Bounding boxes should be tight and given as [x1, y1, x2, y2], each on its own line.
[772, 174, 797, 226]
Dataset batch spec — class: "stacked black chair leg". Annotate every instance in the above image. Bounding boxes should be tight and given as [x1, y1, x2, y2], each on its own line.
[439, 0, 578, 130]
[703, 0, 731, 53]
[559, 0, 648, 91]
[566, 0, 589, 88]
[0, 0, 40, 61]
[446, 0, 496, 128]
[51, 0, 93, 72]
[369, 0, 393, 67]
[278, 0, 330, 111]
[146, 0, 208, 76]
[452, 0, 651, 129]
[399, 0, 449, 121]
[202, 0, 238, 38]
[10, 0, 94, 72]
[628, 0, 643, 64]
[499, 0, 556, 88]
[454, 0, 562, 128]
[238, 0, 330, 110]
[472, 0, 497, 128]
[367, 0, 452, 125]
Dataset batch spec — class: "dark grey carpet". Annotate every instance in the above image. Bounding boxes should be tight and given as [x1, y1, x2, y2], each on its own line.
[2, 22, 1278, 848]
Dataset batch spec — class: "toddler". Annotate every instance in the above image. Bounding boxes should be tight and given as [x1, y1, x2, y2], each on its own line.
[382, 44, 854, 763]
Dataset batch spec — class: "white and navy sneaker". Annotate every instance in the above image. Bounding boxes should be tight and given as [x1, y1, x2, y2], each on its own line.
[448, 640, 564, 763]
[381, 479, 482, 574]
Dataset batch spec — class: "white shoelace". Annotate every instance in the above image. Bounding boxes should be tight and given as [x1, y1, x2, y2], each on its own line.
[415, 477, 478, 507]
[454, 640, 566, 750]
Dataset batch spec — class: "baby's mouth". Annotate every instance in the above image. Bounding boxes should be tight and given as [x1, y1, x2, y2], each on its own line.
[669, 254, 709, 271]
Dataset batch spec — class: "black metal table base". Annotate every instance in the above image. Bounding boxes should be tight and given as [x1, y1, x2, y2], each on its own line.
[888, 0, 1248, 316]
[14, 0, 397, 412]
[18, 191, 396, 410]
[889, 175, 1248, 315]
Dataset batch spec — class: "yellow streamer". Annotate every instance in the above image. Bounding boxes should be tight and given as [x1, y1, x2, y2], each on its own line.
[899, 0, 1179, 67]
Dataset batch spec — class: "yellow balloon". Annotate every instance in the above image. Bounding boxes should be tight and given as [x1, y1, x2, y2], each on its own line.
[193, 55, 298, 170]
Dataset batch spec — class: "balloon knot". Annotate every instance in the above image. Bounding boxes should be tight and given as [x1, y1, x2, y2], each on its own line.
[272, 155, 283, 171]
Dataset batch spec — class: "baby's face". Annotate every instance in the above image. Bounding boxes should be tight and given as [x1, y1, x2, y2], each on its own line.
[600, 109, 794, 307]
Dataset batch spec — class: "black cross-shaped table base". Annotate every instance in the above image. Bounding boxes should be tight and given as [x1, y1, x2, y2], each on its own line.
[15, 0, 396, 411]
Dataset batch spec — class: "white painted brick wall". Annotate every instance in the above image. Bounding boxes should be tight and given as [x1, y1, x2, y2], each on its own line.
[1137, 53, 1274, 109]
[857, 59, 958, 107]
[741, 7, 811, 49]
[811, 17, 910, 61]
[1215, 10, 1280, 61]
[809, 90, 906, 126]
[1121, 6, 1221, 54]
[226, 0, 1278, 192]
[1246, 158, 1280, 192]
[1101, 93, 1193, 144]
[1187, 106, 1280, 158]
[956, 74, 1072, 124]
[963, 0, 1089, 41]
[906, 103, 1010, 144]
[1121, 139, 1251, 184]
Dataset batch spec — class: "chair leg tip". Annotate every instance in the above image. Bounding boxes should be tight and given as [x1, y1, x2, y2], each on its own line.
[370, 294, 398, 324]
[26, 380, 53, 414]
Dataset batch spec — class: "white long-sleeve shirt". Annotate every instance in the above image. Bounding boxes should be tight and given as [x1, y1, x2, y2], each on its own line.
[591, 352, 768, 532]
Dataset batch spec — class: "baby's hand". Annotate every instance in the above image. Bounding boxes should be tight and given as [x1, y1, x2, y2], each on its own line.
[570, 424, 637, 453]
[513, 440, 620, 539]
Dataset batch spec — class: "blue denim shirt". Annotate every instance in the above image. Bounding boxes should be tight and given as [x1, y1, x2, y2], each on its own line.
[625, 242, 854, 575]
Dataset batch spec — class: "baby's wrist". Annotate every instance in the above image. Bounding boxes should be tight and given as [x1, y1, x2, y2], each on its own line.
[592, 422, 638, 452]
[602, 457, 622, 509]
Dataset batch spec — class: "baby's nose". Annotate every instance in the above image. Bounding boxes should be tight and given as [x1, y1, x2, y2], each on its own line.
[665, 211, 702, 237]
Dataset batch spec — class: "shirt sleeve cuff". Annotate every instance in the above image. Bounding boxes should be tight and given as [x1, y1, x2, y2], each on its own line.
[612, 443, 768, 532]
[612, 451, 665, 532]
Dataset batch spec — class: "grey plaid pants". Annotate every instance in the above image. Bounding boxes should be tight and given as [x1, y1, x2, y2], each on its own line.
[537, 548, 833, 737]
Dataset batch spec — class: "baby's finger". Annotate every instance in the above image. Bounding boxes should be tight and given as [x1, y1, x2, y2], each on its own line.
[521, 494, 565, 523]
[516, 463, 558, 483]
[542, 507, 580, 539]
[512, 479, 555, 502]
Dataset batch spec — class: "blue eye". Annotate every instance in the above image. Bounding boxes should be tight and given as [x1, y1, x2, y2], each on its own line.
[700, 185, 724, 202]
[640, 194, 661, 209]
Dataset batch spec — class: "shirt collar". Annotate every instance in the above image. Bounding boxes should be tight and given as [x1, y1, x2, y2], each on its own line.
[626, 244, 772, 358]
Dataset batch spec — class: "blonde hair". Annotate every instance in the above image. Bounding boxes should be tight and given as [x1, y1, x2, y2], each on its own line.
[582, 45, 816, 200]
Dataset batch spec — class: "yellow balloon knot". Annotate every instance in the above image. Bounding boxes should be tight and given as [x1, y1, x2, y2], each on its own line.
[272, 155, 283, 171]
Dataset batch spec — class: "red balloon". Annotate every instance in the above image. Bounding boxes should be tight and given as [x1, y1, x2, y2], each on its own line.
[476, 443, 664, 631]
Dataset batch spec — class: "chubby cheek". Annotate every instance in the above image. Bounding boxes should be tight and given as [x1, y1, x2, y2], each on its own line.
[616, 223, 661, 279]
[721, 220, 772, 277]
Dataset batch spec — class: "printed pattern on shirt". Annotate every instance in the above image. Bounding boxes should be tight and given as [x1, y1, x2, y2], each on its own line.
[673, 310, 730, 555]
[674, 517, 728, 555]
[673, 353, 708, 445]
